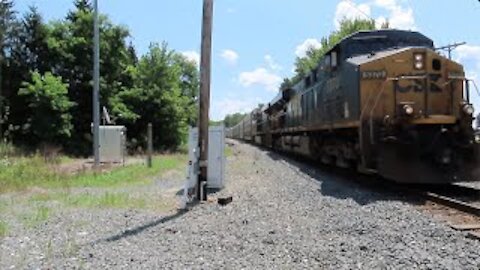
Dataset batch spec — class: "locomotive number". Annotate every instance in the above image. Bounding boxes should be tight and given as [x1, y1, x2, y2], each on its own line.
[361, 70, 387, 80]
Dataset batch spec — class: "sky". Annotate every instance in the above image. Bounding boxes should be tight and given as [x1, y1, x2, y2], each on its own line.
[14, 0, 480, 120]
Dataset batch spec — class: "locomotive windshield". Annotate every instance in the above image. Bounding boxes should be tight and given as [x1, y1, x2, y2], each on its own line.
[337, 30, 434, 59]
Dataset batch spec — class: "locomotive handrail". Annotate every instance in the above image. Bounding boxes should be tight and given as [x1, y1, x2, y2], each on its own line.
[358, 78, 392, 169]
[395, 75, 428, 80]
[471, 80, 480, 98]
[360, 75, 432, 169]
[367, 79, 396, 143]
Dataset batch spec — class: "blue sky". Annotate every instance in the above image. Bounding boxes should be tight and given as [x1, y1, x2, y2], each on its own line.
[14, 0, 480, 120]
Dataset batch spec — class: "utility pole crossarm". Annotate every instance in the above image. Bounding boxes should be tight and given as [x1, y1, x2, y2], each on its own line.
[435, 42, 466, 60]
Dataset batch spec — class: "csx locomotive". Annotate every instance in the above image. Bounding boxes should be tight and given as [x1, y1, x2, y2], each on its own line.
[227, 29, 480, 183]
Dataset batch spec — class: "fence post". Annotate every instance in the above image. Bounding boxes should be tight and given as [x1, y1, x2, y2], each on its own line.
[147, 123, 153, 168]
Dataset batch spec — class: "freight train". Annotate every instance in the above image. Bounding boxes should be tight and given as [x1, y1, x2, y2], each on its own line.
[227, 29, 480, 184]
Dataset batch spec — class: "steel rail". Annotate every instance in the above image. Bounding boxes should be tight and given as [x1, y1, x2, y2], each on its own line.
[421, 190, 480, 216]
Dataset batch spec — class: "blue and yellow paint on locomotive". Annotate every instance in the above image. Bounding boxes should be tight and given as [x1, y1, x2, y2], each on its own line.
[228, 29, 480, 184]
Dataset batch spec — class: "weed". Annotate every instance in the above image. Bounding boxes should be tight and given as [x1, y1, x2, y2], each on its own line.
[0, 220, 8, 237]
[64, 236, 79, 258]
[0, 142, 19, 157]
[63, 192, 147, 209]
[225, 146, 233, 157]
[45, 239, 53, 264]
[23, 206, 51, 227]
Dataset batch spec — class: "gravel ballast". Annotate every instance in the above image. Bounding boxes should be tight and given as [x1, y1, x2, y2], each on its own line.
[2, 141, 480, 269]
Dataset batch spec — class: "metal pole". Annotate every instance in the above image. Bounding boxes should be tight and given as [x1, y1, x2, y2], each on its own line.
[466, 79, 470, 103]
[93, 0, 100, 167]
[197, 0, 213, 201]
[147, 123, 153, 168]
[0, 56, 3, 140]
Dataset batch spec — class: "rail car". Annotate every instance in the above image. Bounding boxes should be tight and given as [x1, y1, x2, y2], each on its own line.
[227, 29, 480, 184]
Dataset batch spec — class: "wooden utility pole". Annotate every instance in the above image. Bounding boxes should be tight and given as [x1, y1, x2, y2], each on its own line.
[197, 0, 213, 201]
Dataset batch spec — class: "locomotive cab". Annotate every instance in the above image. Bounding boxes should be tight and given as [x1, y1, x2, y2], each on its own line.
[356, 45, 480, 183]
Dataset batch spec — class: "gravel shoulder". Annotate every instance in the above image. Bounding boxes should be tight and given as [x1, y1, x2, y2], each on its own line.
[2, 141, 480, 269]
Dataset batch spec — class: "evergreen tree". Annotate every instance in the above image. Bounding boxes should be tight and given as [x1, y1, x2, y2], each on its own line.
[6, 6, 52, 144]
[21, 6, 50, 73]
[0, 0, 17, 139]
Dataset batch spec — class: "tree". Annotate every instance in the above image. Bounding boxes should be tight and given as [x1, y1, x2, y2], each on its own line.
[46, 2, 136, 155]
[0, 2, 197, 154]
[112, 43, 198, 150]
[224, 113, 247, 128]
[0, 0, 17, 139]
[19, 72, 74, 146]
[292, 19, 376, 82]
[6, 6, 51, 144]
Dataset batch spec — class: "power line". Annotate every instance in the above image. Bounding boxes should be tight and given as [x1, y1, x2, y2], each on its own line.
[344, 0, 375, 23]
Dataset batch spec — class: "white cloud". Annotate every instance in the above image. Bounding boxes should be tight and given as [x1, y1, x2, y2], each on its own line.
[374, 0, 416, 30]
[221, 49, 239, 65]
[455, 45, 480, 117]
[295, 38, 322, 58]
[238, 68, 282, 92]
[264, 54, 282, 71]
[456, 45, 480, 82]
[456, 45, 480, 65]
[181, 51, 200, 65]
[333, 0, 415, 30]
[375, 0, 397, 10]
[214, 98, 261, 120]
[334, 0, 371, 29]
[375, 16, 388, 29]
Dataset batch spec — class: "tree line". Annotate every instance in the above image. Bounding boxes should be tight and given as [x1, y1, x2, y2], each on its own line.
[281, 19, 377, 89]
[0, 0, 199, 156]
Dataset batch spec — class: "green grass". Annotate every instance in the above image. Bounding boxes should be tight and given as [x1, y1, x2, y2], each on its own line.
[0, 156, 61, 193]
[225, 146, 233, 157]
[63, 192, 147, 209]
[0, 155, 186, 193]
[68, 155, 185, 188]
[0, 142, 19, 157]
[0, 220, 8, 237]
[30, 191, 171, 211]
[22, 206, 51, 228]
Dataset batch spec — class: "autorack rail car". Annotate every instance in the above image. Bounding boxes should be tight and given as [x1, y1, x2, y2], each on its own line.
[228, 29, 480, 184]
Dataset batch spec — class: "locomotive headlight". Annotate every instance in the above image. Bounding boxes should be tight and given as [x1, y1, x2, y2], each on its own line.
[475, 134, 480, 144]
[414, 62, 424, 70]
[403, 104, 414, 115]
[414, 53, 425, 70]
[414, 53, 424, 61]
[462, 103, 474, 115]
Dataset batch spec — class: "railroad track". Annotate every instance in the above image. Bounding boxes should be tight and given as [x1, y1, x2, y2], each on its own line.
[409, 184, 480, 239]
